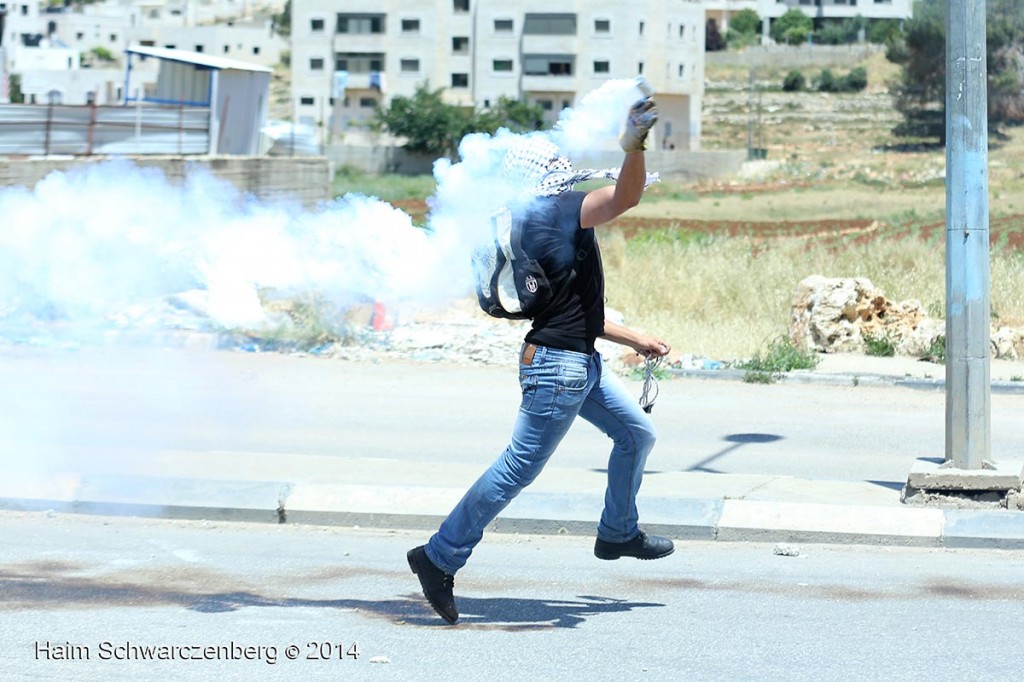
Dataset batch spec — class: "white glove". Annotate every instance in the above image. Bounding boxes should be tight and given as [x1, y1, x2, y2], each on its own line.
[619, 97, 658, 153]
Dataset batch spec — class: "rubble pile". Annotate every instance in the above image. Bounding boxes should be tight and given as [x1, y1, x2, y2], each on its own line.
[791, 275, 1024, 360]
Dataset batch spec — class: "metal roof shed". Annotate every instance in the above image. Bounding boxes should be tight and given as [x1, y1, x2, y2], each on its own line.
[124, 45, 272, 155]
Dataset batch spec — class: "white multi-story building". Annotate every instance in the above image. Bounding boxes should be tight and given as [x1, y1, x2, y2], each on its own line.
[704, 0, 913, 34]
[49, 1, 286, 68]
[291, 0, 706, 151]
[1, 0, 285, 105]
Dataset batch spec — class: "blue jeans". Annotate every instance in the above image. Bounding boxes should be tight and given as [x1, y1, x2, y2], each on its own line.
[425, 343, 657, 574]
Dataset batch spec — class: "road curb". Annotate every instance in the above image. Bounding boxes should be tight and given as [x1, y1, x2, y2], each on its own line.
[669, 368, 1024, 394]
[3, 473, 1023, 549]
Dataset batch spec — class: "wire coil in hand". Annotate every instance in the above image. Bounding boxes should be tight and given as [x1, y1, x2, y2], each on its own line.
[639, 355, 662, 414]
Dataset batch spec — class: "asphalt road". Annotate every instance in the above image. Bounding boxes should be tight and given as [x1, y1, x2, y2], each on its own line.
[3, 345, 1024, 486]
[2, 511, 1022, 682]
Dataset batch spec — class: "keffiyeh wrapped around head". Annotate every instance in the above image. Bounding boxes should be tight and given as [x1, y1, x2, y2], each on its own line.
[499, 137, 658, 197]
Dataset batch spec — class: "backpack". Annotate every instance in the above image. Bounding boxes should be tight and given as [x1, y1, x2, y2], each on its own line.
[472, 206, 570, 320]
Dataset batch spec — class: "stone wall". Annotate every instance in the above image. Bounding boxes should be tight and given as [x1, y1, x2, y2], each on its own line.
[707, 44, 884, 70]
[0, 156, 333, 208]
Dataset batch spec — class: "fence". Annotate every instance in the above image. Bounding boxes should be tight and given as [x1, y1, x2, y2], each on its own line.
[0, 103, 210, 156]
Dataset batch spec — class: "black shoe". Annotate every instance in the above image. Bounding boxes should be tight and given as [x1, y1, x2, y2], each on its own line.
[407, 546, 458, 624]
[594, 531, 675, 561]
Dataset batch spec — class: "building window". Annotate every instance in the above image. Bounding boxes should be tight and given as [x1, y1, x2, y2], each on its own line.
[678, 64, 685, 78]
[110, 33, 117, 42]
[401, 19, 420, 33]
[359, 97, 377, 107]
[493, 59, 513, 72]
[452, 36, 469, 54]
[334, 53, 385, 73]
[638, 21, 645, 36]
[594, 60, 609, 74]
[453, 0, 469, 12]
[594, 19, 610, 34]
[523, 54, 574, 76]
[523, 13, 576, 35]
[311, 18, 324, 32]
[638, 61, 644, 74]
[300, 96, 315, 106]
[451, 73, 469, 88]
[400, 58, 420, 72]
[537, 99, 553, 111]
[679, 25, 685, 39]
[165, 44, 176, 49]
[223, 45, 230, 53]
[76, 32, 84, 40]
[253, 47, 260, 55]
[311, 58, 324, 70]
[337, 14, 385, 34]
[494, 18, 513, 33]
[195, 44, 204, 52]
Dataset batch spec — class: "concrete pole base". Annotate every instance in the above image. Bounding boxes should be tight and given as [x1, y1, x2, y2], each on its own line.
[903, 457, 1024, 510]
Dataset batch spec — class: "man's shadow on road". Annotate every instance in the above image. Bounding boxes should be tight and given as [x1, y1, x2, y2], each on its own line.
[0, 561, 661, 630]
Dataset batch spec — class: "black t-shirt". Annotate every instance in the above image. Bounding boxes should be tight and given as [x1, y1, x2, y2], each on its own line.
[518, 191, 605, 354]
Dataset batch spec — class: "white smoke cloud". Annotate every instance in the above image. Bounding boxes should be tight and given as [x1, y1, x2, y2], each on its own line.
[0, 78, 647, 343]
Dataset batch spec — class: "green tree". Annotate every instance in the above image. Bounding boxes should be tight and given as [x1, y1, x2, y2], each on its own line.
[816, 16, 867, 45]
[374, 83, 472, 156]
[272, 0, 291, 37]
[867, 19, 904, 45]
[771, 9, 813, 46]
[730, 9, 761, 36]
[89, 46, 115, 62]
[706, 18, 727, 52]
[887, 0, 1024, 143]
[725, 9, 761, 48]
[475, 96, 546, 134]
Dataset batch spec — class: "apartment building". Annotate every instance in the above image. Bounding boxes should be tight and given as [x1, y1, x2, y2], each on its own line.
[704, 0, 912, 34]
[50, 0, 286, 68]
[1, 0, 285, 104]
[291, 0, 706, 151]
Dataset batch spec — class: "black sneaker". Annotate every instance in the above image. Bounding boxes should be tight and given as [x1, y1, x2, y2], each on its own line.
[407, 546, 458, 624]
[594, 531, 675, 561]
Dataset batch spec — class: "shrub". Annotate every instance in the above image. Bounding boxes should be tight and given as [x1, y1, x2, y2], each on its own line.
[921, 335, 946, 364]
[782, 70, 806, 92]
[863, 331, 897, 357]
[843, 67, 869, 92]
[738, 335, 820, 376]
[817, 69, 839, 92]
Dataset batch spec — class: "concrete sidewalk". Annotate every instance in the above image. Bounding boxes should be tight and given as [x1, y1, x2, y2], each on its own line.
[674, 352, 1024, 394]
[2, 446, 1022, 551]
[2, 350, 1023, 550]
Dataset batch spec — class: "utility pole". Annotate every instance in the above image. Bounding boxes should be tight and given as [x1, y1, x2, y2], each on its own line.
[944, 0, 991, 470]
[905, 0, 1024, 502]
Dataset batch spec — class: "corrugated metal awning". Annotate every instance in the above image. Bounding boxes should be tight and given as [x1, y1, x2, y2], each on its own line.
[124, 45, 273, 73]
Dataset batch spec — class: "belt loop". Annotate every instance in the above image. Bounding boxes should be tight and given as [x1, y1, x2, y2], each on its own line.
[521, 343, 537, 365]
